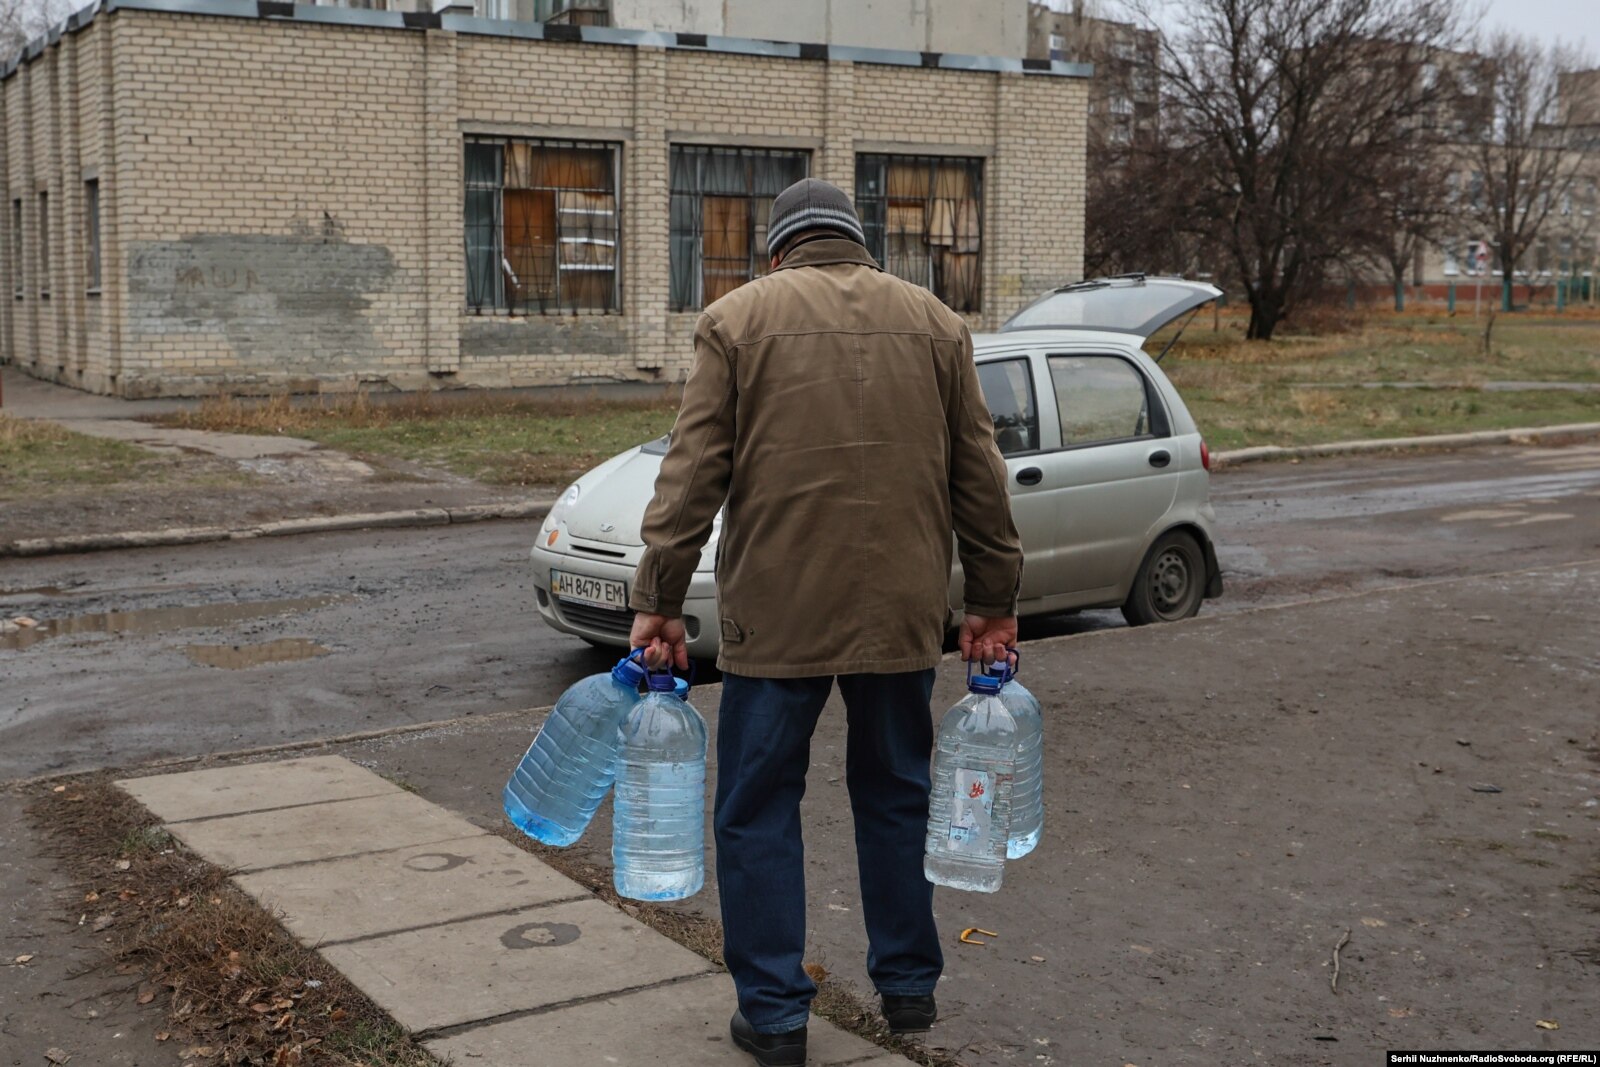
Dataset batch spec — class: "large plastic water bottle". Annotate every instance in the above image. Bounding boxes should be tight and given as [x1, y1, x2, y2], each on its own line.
[996, 658, 1044, 860]
[925, 660, 1020, 893]
[613, 666, 707, 901]
[503, 651, 649, 847]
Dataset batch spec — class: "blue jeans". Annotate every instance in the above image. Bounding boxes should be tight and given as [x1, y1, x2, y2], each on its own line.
[714, 669, 943, 1034]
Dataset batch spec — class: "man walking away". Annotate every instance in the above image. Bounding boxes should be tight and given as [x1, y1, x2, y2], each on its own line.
[629, 177, 1023, 1067]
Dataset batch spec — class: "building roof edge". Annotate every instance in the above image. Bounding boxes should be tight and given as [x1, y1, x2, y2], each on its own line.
[1, 0, 1093, 81]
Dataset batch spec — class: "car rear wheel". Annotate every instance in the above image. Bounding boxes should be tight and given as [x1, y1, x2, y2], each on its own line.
[1121, 530, 1205, 626]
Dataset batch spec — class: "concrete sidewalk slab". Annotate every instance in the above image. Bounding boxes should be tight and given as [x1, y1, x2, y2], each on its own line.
[117, 754, 399, 823]
[114, 760, 916, 1063]
[423, 972, 890, 1066]
[62, 417, 325, 460]
[235, 835, 588, 945]
[165, 790, 488, 871]
[318, 897, 717, 1033]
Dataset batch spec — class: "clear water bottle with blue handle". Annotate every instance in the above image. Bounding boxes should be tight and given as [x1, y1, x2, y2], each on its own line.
[503, 650, 651, 847]
[996, 652, 1043, 859]
[613, 664, 707, 901]
[925, 658, 1020, 893]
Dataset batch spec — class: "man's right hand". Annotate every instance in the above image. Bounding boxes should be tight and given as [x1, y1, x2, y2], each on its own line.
[630, 612, 690, 671]
[959, 613, 1019, 666]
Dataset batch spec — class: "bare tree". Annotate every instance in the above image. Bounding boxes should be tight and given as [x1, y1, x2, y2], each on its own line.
[1128, 0, 1470, 338]
[1459, 32, 1597, 309]
[1366, 144, 1456, 309]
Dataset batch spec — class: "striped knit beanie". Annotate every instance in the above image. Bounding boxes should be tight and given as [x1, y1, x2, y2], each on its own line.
[767, 178, 867, 256]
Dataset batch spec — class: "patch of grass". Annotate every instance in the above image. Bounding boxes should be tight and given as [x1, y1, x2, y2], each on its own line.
[151, 391, 681, 488]
[1150, 311, 1600, 450]
[1437, 836, 1513, 853]
[0, 413, 253, 502]
[0, 415, 163, 499]
[1183, 385, 1600, 451]
[118, 825, 173, 855]
[28, 777, 442, 1067]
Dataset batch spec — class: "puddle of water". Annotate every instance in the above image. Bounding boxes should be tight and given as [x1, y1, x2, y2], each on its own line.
[0, 595, 349, 652]
[185, 638, 332, 670]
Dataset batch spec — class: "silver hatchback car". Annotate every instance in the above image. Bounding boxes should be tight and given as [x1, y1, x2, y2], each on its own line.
[530, 276, 1225, 660]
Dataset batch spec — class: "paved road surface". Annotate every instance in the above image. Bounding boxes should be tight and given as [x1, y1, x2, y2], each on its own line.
[3, 442, 1597, 781]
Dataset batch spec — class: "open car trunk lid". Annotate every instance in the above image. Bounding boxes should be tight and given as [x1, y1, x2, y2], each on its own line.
[1000, 275, 1222, 340]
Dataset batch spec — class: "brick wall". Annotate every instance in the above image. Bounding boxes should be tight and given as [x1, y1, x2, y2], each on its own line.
[0, 5, 1088, 397]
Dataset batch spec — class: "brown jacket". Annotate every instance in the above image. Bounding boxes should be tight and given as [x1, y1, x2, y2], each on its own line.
[630, 238, 1022, 678]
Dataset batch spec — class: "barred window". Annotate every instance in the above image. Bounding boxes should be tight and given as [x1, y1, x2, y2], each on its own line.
[464, 137, 619, 314]
[669, 146, 808, 311]
[856, 155, 983, 313]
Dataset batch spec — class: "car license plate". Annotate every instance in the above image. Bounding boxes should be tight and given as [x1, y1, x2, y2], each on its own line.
[551, 570, 628, 610]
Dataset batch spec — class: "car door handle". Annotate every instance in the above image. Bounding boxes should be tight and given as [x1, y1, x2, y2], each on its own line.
[1148, 450, 1172, 469]
[1016, 467, 1043, 486]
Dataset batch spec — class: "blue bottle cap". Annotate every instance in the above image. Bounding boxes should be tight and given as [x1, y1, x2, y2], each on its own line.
[967, 669, 1005, 695]
[673, 676, 690, 697]
[612, 651, 647, 688]
[645, 669, 679, 693]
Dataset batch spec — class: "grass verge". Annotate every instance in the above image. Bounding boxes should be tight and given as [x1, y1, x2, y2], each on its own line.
[147, 313, 1600, 475]
[27, 778, 440, 1067]
[151, 392, 680, 488]
[1152, 311, 1600, 450]
[1180, 384, 1600, 451]
[487, 824, 965, 1067]
[0, 414, 250, 501]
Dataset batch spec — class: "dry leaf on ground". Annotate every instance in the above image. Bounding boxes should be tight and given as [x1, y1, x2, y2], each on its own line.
[44, 1050, 71, 1065]
[1536, 1019, 1560, 1030]
[13, 954, 34, 964]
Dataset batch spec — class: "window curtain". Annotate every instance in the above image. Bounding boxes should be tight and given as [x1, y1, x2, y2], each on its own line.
[669, 147, 806, 311]
[856, 154, 982, 312]
[669, 149, 701, 311]
[464, 142, 502, 310]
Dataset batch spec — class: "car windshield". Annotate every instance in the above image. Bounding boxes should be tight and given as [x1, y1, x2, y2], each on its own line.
[1001, 277, 1220, 337]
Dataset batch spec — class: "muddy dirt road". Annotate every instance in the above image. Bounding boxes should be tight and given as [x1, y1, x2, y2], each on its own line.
[2, 442, 1597, 781]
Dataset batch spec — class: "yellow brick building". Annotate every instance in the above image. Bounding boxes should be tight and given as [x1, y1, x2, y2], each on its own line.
[0, 0, 1088, 397]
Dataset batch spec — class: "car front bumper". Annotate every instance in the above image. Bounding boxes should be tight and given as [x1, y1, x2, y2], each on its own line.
[529, 536, 721, 661]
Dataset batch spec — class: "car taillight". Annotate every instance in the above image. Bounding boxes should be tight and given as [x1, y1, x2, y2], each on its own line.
[1200, 439, 1211, 471]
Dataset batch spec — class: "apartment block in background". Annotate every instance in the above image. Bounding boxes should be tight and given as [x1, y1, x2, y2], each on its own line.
[1028, 1, 1158, 146]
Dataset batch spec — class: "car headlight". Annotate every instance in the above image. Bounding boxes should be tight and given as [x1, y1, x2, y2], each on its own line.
[543, 482, 581, 531]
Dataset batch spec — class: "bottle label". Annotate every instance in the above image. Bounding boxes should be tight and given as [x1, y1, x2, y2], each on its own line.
[946, 768, 995, 854]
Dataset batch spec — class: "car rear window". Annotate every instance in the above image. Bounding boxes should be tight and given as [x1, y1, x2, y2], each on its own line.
[1048, 355, 1150, 446]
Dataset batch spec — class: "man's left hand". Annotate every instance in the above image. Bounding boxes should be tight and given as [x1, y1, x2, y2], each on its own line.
[630, 613, 689, 671]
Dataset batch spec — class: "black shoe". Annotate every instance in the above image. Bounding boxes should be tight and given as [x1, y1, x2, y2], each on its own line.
[880, 993, 937, 1034]
[730, 1009, 807, 1067]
